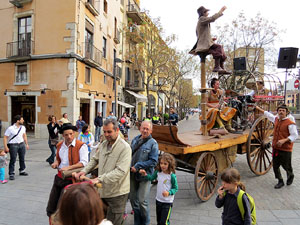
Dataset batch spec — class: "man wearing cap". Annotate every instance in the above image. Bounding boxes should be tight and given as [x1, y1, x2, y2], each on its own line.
[256, 105, 298, 189]
[189, 6, 230, 74]
[46, 123, 88, 218]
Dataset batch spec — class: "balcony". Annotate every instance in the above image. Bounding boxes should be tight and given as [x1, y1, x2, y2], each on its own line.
[6, 40, 33, 59]
[82, 42, 102, 67]
[125, 80, 145, 91]
[127, 25, 144, 43]
[126, 4, 143, 25]
[9, 0, 32, 8]
[85, 0, 99, 16]
[115, 65, 122, 79]
[114, 29, 121, 44]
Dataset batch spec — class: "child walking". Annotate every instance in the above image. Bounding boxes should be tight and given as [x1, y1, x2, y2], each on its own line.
[0, 149, 8, 184]
[77, 124, 94, 161]
[215, 168, 251, 225]
[140, 153, 178, 225]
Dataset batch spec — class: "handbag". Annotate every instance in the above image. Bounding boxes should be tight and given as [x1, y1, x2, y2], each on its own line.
[50, 137, 59, 146]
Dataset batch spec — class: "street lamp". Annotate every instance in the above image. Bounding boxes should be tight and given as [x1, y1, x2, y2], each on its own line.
[113, 58, 124, 117]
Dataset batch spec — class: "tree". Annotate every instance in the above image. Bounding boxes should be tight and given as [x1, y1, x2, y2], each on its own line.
[126, 14, 175, 114]
[211, 12, 283, 90]
[157, 50, 200, 116]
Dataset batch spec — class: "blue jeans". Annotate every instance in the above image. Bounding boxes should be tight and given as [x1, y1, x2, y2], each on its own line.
[8, 142, 26, 175]
[0, 167, 5, 181]
[130, 174, 151, 225]
[47, 140, 56, 164]
[95, 126, 101, 142]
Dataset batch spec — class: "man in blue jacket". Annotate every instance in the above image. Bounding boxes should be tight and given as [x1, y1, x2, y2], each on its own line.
[130, 121, 159, 225]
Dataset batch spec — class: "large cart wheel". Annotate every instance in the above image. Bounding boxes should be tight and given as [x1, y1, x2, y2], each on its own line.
[194, 152, 218, 201]
[247, 115, 273, 175]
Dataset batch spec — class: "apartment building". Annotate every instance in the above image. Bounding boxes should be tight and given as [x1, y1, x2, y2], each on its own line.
[0, 0, 125, 137]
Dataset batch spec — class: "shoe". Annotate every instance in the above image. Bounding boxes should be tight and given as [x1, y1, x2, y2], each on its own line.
[9, 175, 15, 180]
[1, 180, 8, 184]
[123, 213, 128, 220]
[274, 180, 284, 189]
[225, 126, 236, 133]
[19, 172, 29, 176]
[287, 175, 294, 185]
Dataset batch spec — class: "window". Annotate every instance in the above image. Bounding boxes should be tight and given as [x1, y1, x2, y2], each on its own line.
[103, 0, 108, 13]
[102, 37, 107, 58]
[18, 17, 32, 56]
[15, 64, 28, 84]
[85, 67, 91, 84]
[104, 74, 106, 84]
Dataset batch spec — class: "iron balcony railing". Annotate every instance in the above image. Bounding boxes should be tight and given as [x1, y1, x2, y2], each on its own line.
[6, 40, 33, 58]
[82, 42, 102, 66]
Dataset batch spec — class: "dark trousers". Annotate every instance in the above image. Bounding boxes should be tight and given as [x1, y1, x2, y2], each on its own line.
[102, 193, 129, 225]
[208, 43, 227, 60]
[273, 150, 293, 180]
[46, 175, 72, 217]
[47, 140, 56, 164]
[8, 142, 26, 175]
[156, 200, 173, 225]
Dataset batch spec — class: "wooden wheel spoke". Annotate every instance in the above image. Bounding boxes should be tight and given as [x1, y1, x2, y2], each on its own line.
[264, 150, 271, 164]
[197, 176, 205, 183]
[266, 148, 272, 154]
[250, 147, 260, 156]
[252, 132, 262, 143]
[197, 171, 206, 176]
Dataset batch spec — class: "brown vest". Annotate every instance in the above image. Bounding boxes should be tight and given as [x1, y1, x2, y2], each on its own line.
[56, 140, 85, 166]
[272, 117, 295, 152]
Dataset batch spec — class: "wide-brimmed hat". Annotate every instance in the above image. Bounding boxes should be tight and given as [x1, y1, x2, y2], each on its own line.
[197, 6, 209, 17]
[59, 123, 77, 134]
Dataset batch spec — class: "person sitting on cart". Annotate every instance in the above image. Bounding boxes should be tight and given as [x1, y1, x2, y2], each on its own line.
[248, 79, 271, 113]
[201, 78, 236, 134]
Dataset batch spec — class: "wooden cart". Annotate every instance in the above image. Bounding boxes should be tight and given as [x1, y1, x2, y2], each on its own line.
[151, 114, 274, 202]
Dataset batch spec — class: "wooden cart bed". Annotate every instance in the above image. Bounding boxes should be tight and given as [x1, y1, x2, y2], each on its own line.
[152, 124, 250, 155]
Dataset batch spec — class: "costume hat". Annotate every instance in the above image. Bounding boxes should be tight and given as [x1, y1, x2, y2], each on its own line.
[59, 123, 77, 134]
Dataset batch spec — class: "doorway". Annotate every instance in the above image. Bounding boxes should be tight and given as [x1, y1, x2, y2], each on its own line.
[80, 99, 90, 125]
[11, 96, 35, 132]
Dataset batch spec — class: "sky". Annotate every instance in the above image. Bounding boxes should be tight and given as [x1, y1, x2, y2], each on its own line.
[140, 0, 300, 87]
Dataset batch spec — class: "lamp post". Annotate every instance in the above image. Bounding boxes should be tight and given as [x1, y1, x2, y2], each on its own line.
[113, 58, 123, 117]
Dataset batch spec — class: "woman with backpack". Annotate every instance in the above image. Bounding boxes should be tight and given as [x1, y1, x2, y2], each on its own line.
[215, 168, 254, 225]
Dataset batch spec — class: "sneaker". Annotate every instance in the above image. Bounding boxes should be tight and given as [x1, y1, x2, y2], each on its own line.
[9, 175, 15, 180]
[19, 171, 29, 176]
[1, 180, 8, 184]
[123, 213, 128, 220]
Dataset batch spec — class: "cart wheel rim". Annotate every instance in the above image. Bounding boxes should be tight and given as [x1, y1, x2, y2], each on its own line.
[247, 115, 273, 175]
[194, 152, 218, 201]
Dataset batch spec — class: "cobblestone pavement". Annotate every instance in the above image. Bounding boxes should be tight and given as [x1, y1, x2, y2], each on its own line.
[1, 114, 300, 225]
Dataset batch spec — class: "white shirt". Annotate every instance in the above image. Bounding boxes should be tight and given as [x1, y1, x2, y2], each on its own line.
[156, 172, 175, 203]
[4, 124, 26, 144]
[58, 138, 89, 169]
[264, 111, 298, 142]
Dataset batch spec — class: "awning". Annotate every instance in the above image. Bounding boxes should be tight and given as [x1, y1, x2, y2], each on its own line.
[117, 101, 135, 108]
[126, 90, 147, 102]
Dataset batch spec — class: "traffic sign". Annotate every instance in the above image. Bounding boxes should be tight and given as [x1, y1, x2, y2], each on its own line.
[294, 79, 300, 89]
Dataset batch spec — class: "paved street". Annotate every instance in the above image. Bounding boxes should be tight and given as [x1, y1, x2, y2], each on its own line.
[1, 114, 300, 225]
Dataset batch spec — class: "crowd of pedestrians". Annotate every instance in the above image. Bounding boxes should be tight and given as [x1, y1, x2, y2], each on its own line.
[2, 102, 296, 225]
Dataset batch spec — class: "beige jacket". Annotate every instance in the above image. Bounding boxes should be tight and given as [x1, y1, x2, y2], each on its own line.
[82, 135, 131, 198]
[189, 12, 223, 54]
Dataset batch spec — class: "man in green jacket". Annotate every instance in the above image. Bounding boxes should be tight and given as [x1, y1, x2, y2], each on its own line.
[74, 118, 132, 225]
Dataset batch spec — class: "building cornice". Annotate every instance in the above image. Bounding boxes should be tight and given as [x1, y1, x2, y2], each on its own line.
[0, 53, 114, 78]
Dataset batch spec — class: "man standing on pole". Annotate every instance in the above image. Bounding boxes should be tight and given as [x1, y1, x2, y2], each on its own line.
[256, 105, 298, 189]
[3, 115, 29, 180]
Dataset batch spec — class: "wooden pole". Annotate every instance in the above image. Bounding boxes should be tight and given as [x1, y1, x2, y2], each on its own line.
[200, 53, 208, 136]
